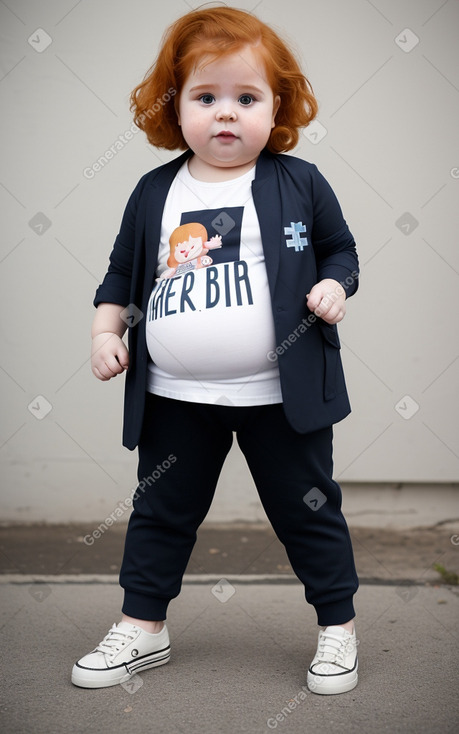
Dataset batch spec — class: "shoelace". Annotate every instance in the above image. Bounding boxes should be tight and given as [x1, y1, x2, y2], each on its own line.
[95, 625, 136, 657]
[316, 631, 355, 668]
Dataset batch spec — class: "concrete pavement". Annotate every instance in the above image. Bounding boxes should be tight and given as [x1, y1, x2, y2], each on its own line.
[1, 483, 458, 733]
[0, 579, 458, 733]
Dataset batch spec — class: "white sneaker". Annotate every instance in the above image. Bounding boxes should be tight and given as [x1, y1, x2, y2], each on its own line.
[307, 625, 358, 695]
[71, 622, 170, 689]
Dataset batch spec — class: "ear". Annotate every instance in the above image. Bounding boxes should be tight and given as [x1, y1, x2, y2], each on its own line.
[272, 95, 281, 128]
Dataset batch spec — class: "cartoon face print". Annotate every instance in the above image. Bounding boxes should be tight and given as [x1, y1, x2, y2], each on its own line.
[173, 234, 205, 263]
[160, 222, 222, 278]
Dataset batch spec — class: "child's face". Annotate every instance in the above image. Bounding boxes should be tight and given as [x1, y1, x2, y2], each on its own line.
[178, 46, 280, 177]
[174, 236, 203, 262]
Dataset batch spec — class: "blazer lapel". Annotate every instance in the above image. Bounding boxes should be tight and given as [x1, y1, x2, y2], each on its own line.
[252, 151, 282, 295]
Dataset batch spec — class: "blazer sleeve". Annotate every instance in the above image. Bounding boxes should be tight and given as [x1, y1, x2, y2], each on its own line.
[93, 175, 148, 308]
[309, 165, 359, 297]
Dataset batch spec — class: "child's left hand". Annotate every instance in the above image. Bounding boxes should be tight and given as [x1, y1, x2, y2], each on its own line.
[206, 235, 223, 249]
[306, 279, 346, 324]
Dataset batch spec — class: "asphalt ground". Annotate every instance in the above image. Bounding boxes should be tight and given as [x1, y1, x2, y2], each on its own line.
[0, 522, 458, 585]
[0, 511, 458, 733]
[0, 580, 458, 734]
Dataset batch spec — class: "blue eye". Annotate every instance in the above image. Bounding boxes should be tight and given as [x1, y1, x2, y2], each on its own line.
[199, 94, 215, 104]
[239, 95, 254, 106]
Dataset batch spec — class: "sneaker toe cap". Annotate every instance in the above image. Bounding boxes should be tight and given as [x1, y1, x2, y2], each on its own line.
[76, 651, 111, 670]
[310, 661, 342, 676]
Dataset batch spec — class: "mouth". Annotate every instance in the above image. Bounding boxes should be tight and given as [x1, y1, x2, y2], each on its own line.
[215, 131, 237, 140]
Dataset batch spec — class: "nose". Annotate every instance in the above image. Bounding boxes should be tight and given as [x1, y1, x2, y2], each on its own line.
[216, 106, 237, 121]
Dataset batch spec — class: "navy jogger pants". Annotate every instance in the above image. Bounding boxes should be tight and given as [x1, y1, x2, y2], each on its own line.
[120, 393, 359, 627]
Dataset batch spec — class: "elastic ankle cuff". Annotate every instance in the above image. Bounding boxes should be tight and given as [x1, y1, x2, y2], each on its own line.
[315, 597, 356, 627]
[122, 590, 170, 621]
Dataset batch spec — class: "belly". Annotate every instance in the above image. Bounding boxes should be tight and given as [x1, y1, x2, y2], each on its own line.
[145, 261, 277, 380]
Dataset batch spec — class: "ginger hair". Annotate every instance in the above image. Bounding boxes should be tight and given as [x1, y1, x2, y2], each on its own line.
[130, 5, 318, 153]
[169, 223, 208, 249]
[167, 223, 209, 267]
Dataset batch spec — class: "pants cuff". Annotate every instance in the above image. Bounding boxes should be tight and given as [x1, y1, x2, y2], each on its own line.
[122, 589, 170, 621]
[315, 596, 356, 627]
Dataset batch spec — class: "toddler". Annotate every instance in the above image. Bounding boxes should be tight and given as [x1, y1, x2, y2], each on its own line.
[72, 5, 360, 695]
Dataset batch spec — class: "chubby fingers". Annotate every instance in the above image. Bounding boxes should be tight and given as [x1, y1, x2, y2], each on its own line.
[91, 334, 129, 381]
[318, 298, 346, 324]
[92, 355, 123, 381]
[306, 280, 346, 324]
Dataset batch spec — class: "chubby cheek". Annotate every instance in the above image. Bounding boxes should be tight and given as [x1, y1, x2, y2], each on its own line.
[182, 123, 206, 150]
[244, 120, 272, 148]
[178, 106, 207, 143]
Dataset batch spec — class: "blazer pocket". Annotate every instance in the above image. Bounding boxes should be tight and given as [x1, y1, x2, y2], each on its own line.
[319, 322, 342, 401]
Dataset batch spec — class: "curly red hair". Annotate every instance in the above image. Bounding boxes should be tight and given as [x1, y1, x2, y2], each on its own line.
[130, 5, 318, 153]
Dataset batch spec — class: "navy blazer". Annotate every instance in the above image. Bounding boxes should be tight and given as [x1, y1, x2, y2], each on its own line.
[94, 148, 359, 450]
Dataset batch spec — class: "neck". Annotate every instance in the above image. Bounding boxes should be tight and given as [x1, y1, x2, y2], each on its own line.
[187, 155, 257, 182]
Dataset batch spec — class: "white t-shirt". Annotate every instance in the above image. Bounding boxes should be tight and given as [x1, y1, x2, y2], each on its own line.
[145, 161, 282, 406]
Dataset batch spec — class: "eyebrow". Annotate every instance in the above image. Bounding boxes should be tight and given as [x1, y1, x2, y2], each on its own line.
[188, 84, 265, 95]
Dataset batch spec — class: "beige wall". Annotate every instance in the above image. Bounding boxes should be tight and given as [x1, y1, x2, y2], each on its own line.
[1, 0, 458, 521]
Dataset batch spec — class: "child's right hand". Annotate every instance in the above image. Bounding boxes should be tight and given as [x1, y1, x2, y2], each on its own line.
[91, 332, 129, 381]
